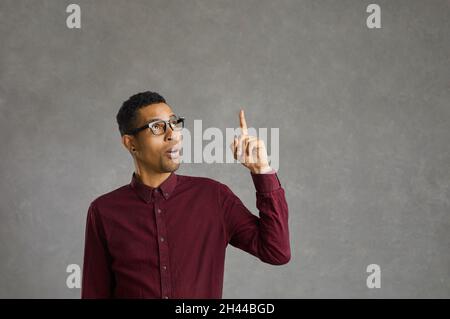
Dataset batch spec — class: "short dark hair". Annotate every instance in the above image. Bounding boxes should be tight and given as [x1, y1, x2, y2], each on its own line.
[116, 91, 167, 136]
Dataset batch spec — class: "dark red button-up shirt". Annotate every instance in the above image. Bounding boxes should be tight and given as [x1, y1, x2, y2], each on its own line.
[82, 170, 290, 299]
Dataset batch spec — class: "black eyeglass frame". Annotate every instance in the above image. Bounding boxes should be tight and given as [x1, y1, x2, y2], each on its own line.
[127, 115, 185, 136]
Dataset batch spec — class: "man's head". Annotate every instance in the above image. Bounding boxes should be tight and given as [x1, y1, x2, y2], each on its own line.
[116, 91, 183, 174]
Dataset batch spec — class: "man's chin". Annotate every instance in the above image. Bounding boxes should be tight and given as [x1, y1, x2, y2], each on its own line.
[162, 162, 180, 173]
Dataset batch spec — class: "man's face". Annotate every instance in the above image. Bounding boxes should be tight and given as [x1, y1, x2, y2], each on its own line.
[127, 103, 182, 174]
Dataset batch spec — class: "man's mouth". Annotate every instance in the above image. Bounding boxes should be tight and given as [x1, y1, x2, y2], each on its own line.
[165, 147, 180, 159]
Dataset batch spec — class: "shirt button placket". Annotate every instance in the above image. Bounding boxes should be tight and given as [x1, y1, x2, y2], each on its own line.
[154, 189, 172, 299]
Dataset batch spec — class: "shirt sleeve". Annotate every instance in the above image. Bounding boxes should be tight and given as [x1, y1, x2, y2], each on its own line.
[81, 201, 115, 298]
[218, 171, 291, 265]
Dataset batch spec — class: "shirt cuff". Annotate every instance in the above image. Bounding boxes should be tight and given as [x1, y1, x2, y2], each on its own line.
[250, 170, 281, 193]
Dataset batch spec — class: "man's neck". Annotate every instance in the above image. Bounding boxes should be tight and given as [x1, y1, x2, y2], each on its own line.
[134, 169, 171, 189]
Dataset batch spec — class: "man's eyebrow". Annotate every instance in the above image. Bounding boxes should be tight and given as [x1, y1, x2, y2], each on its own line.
[144, 114, 176, 123]
[145, 117, 161, 123]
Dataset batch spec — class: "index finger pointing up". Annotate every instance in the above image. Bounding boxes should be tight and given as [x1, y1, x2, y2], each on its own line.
[239, 109, 248, 135]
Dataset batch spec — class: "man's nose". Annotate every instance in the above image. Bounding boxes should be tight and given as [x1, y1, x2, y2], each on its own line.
[165, 126, 182, 142]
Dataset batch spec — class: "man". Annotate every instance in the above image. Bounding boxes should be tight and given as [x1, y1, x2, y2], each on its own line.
[82, 91, 290, 299]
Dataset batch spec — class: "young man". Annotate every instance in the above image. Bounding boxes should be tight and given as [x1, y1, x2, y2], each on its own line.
[82, 91, 290, 298]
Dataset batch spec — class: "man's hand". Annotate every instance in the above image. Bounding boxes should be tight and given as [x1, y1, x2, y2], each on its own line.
[230, 110, 272, 174]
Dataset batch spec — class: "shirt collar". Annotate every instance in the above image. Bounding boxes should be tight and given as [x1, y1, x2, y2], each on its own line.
[130, 171, 178, 203]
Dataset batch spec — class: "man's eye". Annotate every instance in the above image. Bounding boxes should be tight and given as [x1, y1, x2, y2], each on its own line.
[152, 122, 165, 130]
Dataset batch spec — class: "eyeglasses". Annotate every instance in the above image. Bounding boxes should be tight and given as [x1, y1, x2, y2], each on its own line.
[127, 115, 185, 136]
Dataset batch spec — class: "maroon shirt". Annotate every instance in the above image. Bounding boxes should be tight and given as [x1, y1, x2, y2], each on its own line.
[81, 170, 290, 299]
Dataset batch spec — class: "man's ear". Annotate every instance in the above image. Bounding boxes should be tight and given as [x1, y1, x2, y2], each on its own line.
[122, 135, 136, 153]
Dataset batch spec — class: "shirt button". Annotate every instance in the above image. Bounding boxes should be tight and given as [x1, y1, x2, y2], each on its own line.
[157, 208, 162, 214]
[163, 296, 169, 299]
[162, 265, 167, 270]
[160, 237, 165, 242]
[165, 193, 169, 196]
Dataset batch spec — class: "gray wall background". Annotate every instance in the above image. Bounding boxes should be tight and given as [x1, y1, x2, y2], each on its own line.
[0, 0, 449, 298]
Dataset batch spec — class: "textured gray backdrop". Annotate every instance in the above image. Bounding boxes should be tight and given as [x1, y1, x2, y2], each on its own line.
[0, 0, 449, 298]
